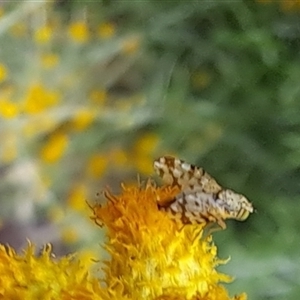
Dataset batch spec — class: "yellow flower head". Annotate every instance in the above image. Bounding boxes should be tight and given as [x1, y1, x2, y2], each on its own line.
[34, 25, 53, 44]
[0, 99, 19, 119]
[40, 132, 69, 163]
[133, 132, 160, 175]
[71, 108, 96, 131]
[97, 22, 116, 39]
[10, 22, 27, 37]
[91, 181, 246, 300]
[110, 148, 129, 167]
[68, 183, 89, 212]
[87, 153, 108, 178]
[68, 21, 89, 43]
[0, 63, 8, 82]
[0, 243, 103, 299]
[23, 84, 60, 114]
[122, 35, 141, 55]
[89, 89, 107, 105]
[41, 53, 59, 69]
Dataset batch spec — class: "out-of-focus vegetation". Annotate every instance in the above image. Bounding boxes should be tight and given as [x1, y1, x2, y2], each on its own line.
[0, 1, 300, 299]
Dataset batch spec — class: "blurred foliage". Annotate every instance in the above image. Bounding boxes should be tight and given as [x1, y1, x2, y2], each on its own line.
[0, 0, 300, 299]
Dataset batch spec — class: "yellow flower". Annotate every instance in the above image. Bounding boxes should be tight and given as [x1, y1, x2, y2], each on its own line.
[61, 226, 79, 244]
[122, 35, 141, 55]
[0, 243, 103, 299]
[0, 99, 19, 118]
[72, 108, 96, 131]
[76, 249, 100, 270]
[23, 84, 60, 114]
[132, 133, 160, 175]
[10, 23, 27, 37]
[134, 155, 154, 175]
[40, 132, 68, 163]
[68, 21, 89, 43]
[89, 89, 107, 105]
[87, 154, 108, 178]
[34, 25, 53, 44]
[0, 63, 7, 82]
[134, 132, 160, 155]
[97, 22, 116, 38]
[91, 181, 247, 300]
[41, 53, 59, 68]
[68, 184, 88, 212]
[23, 116, 56, 138]
[110, 148, 129, 167]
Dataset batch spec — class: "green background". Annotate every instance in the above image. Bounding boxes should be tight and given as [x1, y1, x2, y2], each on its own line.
[0, 1, 300, 299]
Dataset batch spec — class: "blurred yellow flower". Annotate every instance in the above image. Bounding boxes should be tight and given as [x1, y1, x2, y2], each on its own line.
[91, 181, 247, 299]
[89, 89, 107, 105]
[23, 116, 56, 138]
[68, 21, 89, 43]
[61, 226, 79, 244]
[133, 133, 160, 175]
[41, 53, 59, 68]
[72, 109, 96, 131]
[122, 35, 141, 54]
[40, 132, 68, 163]
[87, 154, 108, 178]
[134, 132, 160, 155]
[68, 184, 88, 212]
[0, 243, 103, 299]
[110, 148, 129, 167]
[23, 84, 60, 114]
[97, 22, 116, 38]
[0, 99, 19, 118]
[0, 64, 7, 82]
[34, 25, 53, 44]
[10, 23, 27, 37]
[134, 155, 154, 175]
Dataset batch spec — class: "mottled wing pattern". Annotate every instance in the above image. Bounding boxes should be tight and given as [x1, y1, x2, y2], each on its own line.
[154, 156, 253, 229]
[153, 156, 222, 193]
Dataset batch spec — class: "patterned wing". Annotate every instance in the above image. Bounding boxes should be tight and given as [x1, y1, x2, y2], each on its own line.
[154, 156, 253, 228]
[161, 189, 253, 229]
[153, 156, 222, 194]
[159, 190, 226, 227]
